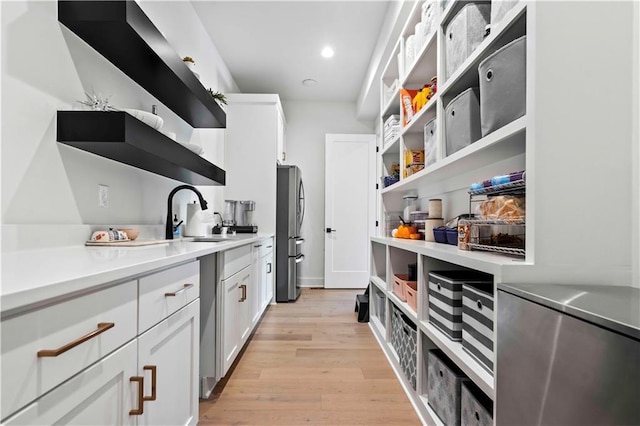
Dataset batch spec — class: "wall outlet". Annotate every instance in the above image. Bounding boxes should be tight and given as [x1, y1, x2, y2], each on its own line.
[98, 184, 109, 208]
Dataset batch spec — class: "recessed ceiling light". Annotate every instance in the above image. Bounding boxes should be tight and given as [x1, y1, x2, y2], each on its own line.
[321, 46, 334, 58]
[302, 79, 317, 87]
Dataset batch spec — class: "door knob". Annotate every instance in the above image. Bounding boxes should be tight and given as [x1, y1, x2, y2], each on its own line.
[326, 228, 336, 233]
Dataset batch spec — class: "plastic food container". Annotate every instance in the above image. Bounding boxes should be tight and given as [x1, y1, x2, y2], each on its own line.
[446, 227, 458, 245]
[433, 226, 448, 243]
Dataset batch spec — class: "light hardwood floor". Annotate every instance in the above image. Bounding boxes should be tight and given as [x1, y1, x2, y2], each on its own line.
[199, 288, 421, 425]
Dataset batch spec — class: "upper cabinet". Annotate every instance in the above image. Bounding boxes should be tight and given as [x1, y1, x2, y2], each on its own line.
[58, 0, 226, 129]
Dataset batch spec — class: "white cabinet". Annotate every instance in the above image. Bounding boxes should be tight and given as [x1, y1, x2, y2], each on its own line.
[138, 299, 200, 426]
[220, 266, 251, 376]
[251, 242, 263, 325]
[216, 244, 253, 378]
[1, 260, 201, 424]
[1, 280, 137, 420]
[3, 340, 138, 425]
[221, 271, 240, 375]
[261, 239, 274, 310]
[277, 109, 286, 163]
[225, 94, 286, 234]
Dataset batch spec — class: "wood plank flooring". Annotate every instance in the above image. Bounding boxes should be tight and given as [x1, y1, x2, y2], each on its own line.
[199, 288, 421, 425]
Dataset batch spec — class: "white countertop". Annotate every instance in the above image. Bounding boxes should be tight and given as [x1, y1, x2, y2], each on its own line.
[1, 233, 272, 315]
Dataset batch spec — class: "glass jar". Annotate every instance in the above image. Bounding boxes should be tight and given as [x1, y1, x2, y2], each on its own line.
[403, 195, 418, 221]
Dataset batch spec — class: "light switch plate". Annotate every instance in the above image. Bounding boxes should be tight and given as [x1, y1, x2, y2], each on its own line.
[98, 184, 109, 208]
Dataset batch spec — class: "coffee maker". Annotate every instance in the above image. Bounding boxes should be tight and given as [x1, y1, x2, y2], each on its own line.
[223, 200, 258, 233]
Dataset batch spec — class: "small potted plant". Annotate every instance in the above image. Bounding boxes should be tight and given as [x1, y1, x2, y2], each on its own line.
[207, 89, 227, 107]
[182, 56, 196, 70]
[182, 56, 200, 80]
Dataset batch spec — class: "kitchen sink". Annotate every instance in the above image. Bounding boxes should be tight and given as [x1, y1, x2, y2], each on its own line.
[191, 235, 241, 242]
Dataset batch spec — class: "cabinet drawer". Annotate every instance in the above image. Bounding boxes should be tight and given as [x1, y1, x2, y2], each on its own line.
[3, 340, 138, 425]
[260, 237, 274, 257]
[139, 261, 200, 334]
[220, 245, 251, 279]
[1, 281, 137, 420]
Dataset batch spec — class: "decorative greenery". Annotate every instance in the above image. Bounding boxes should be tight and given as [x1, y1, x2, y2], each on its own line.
[78, 90, 116, 111]
[207, 88, 227, 105]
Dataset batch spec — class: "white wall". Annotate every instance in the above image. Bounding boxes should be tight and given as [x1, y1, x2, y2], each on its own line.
[281, 101, 374, 287]
[1, 1, 237, 247]
[633, 0, 640, 288]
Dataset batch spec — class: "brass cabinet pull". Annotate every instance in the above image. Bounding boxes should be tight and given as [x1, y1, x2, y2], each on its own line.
[37, 322, 115, 357]
[239, 284, 247, 302]
[164, 283, 194, 297]
[129, 376, 144, 415]
[143, 365, 157, 401]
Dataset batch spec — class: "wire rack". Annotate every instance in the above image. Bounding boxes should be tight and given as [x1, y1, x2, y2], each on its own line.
[468, 179, 526, 196]
[467, 243, 525, 257]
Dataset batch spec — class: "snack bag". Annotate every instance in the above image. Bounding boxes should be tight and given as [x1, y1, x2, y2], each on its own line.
[400, 88, 418, 126]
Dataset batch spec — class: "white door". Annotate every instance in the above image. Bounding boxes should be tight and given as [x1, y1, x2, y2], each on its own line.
[3, 341, 138, 425]
[324, 134, 376, 289]
[138, 300, 199, 426]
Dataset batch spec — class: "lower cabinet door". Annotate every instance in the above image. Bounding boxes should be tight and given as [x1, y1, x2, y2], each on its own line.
[137, 299, 200, 426]
[221, 273, 241, 376]
[3, 340, 138, 425]
[237, 267, 253, 343]
[263, 251, 274, 308]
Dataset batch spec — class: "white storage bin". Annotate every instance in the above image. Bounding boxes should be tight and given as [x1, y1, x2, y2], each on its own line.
[445, 87, 482, 156]
[424, 117, 438, 166]
[462, 282, 494, 372]
[478, 35, 527, 137]
[445, 3, 491, 79]
[421, 0, 439, 40]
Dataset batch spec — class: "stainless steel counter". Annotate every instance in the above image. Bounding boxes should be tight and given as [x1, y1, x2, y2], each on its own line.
[498, 282, 640, 340]
[497, 282, 640, 425]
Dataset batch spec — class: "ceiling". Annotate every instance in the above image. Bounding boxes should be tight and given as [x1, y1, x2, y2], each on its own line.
[192, 1, 392, 116]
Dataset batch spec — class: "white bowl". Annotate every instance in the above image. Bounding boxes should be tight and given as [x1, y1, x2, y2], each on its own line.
[122, 109, 163, 130]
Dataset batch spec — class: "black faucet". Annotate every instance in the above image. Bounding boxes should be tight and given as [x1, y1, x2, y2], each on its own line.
[165, 185, 209, 239]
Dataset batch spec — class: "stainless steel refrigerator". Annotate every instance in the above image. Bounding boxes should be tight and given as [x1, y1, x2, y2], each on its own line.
[276, 165, 305, 302]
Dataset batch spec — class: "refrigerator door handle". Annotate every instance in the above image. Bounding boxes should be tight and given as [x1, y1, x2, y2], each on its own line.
[295, 238, 304, 245]
[295, 255, 305, 264]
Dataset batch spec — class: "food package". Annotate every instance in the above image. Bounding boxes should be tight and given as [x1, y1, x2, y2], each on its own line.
[89, 229, 129, 242]
[478, 195, 525, 219]
[405, 149, 425, 165]
[401, 89, 419, 126]
[404, 164, 425, 178]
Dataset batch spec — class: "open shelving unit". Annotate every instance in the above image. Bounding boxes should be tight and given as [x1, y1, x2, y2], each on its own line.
[57, 0, 226, 185]
[372, 0, 636, 424]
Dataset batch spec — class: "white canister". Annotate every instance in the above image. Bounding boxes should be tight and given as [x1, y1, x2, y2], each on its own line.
[184, 202, 206, 237]
[423, 217, 444, 241]
[428, 199, 443, 219]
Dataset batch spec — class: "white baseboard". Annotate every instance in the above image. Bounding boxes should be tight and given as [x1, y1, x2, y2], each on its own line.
[297, 277, 324, 288]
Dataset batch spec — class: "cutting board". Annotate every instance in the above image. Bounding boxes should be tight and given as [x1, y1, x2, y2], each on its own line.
[85, 239, 172, 247]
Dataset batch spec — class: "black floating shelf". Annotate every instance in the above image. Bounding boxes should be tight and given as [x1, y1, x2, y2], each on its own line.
[58, 1, 226, 129]
[57, 111, 225, 186]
